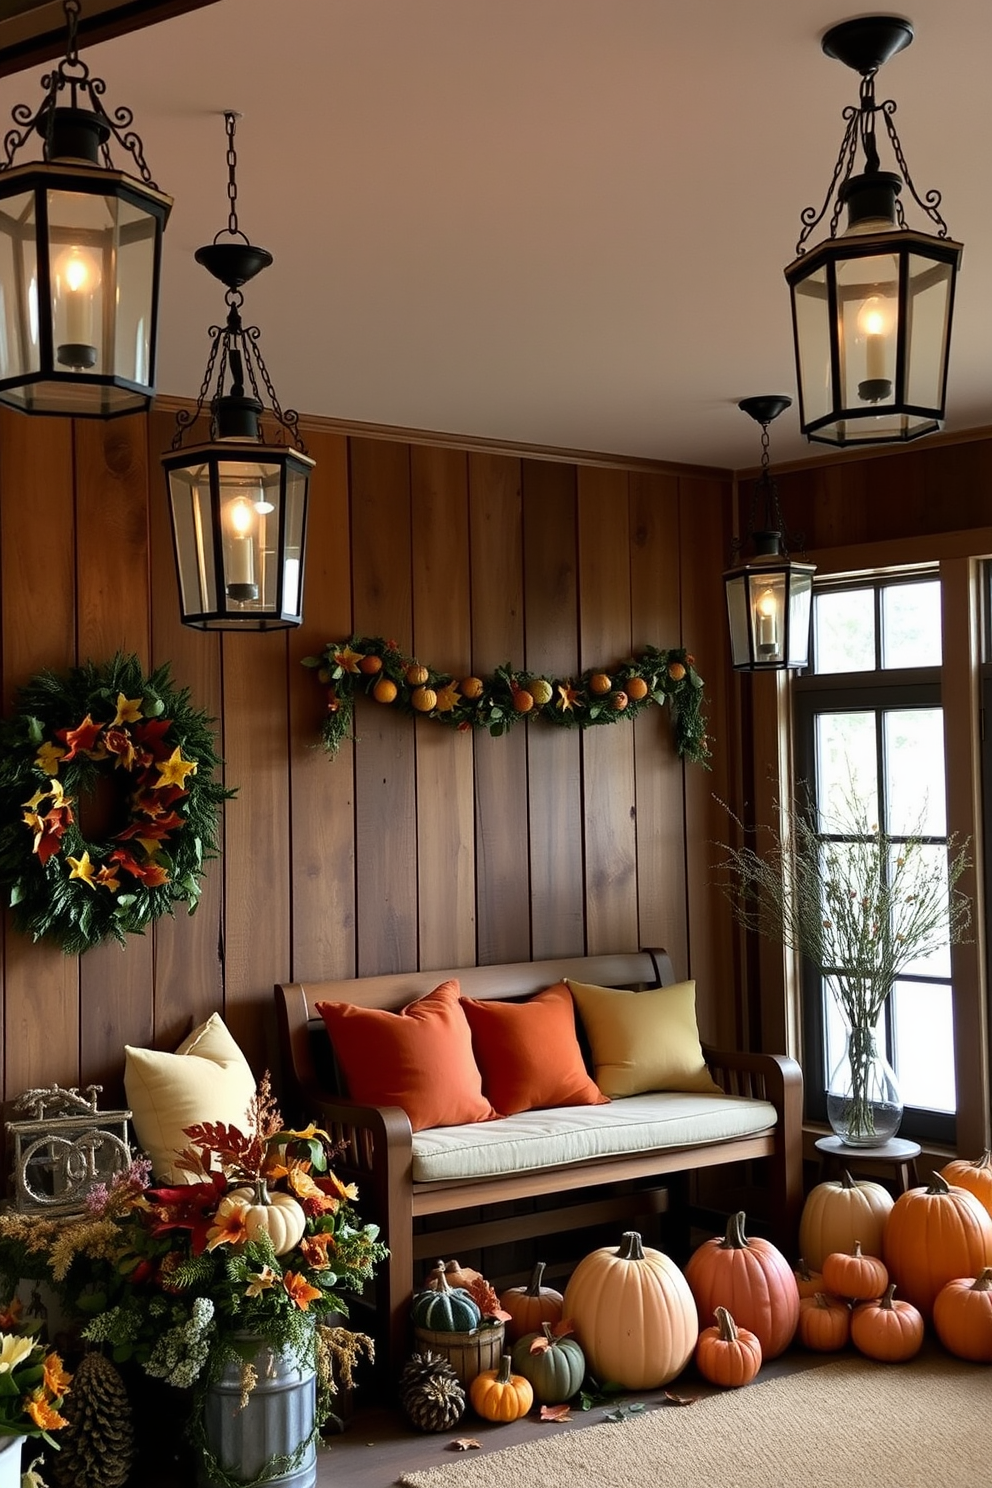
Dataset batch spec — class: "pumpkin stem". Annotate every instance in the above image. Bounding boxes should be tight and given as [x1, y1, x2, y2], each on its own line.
[795, 1258, 815, 1282]
[841, 1169, 857, 1189]
[253, 1179, 270, 1206]
[719, 1211, 751, 1250]
[879, 1282, 898, 1310]
[714, 1306, 738, 1342]
[975, 1150, 992, 1171]
[927, 1172, 951, 1195]
[427, 1263, 454, 1294]
[496, 1353, 514, 1384]
[617, 1231, 646, 1261]
[541, 1322, 556, 1344]
[812, 1292, 835, 1311]
[851, 1240, 864, 1257]
[526, 1261, 547, 1297]
[972, 1268, 992, 1292]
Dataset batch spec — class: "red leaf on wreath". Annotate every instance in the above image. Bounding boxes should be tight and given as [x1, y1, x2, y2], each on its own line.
[57, 713, 103, 760]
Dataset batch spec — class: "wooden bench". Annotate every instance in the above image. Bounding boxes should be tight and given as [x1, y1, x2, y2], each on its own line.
[276, 949, 804, 1373]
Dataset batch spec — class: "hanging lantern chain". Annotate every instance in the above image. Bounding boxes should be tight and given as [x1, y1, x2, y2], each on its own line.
[1, 0, 157, 184]
[222, 109, 247, 243]
[729, 420, 805, 563]
[794, 65, 948, 256]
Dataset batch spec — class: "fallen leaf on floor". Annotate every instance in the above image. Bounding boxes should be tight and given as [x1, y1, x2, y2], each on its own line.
[663, 1390, 698, 1407]
[449, 1438, 481, 1451]
[539, 1403, 572, 1421]
[603, 1402, 646, 1422]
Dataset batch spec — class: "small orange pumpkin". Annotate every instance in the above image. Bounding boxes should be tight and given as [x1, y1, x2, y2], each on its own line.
[684, 1211, 800, 1360]
[940, 1151, 992, 1222]
[499, 1261, 564, 1344]
[793, 1259, 825, 1299]
[797, 1291, 851, 1353]
[469, 1353, 533, 1422]
[694, 1306, 762, 1388]
[883, 1172, 992, 1323]
[850, 1283, 924, 1362]
[932, 1268, 992, 1362]
[821, 1241, 889, 1302]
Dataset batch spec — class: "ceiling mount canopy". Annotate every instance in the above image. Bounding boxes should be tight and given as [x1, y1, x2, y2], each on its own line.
[784, 14, 962, 449]
[0, 0, 171, 418]
[162, 110, 314, 632]
[724, 394, 815, 673]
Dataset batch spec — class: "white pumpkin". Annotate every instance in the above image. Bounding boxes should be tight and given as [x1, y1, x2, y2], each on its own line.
[223, 1184, 307, 1256]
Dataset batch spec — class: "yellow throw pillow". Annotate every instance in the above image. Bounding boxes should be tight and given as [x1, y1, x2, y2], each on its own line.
[124, 1012, 256, 1181]
[566, 978, 723, 1098]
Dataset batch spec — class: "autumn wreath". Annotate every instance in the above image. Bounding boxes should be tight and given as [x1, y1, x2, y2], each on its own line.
[0, 654, 233, 955]
[304, 637, 710, 765]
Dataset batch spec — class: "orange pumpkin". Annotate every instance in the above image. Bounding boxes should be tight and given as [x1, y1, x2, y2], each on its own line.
[798, 1169, 893, 1270]
[694, 1307, 762, 1388]
[883, 1173, 992, 1322]
[499, 1261, 564, 1344]
[932, 1268, 992, 1362]
[797, 1291, 851, 1353]
[940, 1150, 992, 1222]
[793, 1259, 825, 1299]
[469, 1354, 533, 1422]
[821, 1241, 889, 1302]
[563, 1230, 698, 1389]
[684, 1211, 800, 1360]
[850, 1284, 923, 1362]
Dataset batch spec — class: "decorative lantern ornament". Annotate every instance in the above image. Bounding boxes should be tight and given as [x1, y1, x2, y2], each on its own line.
[724, 395, 815, 672]
[0, 0, 171, 417]
[785, 16, 962, 447]
[162, 112, 313, 630]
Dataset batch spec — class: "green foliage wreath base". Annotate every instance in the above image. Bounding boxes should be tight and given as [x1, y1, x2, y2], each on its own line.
[304, 636, 710, 766]
[0, 654, 234, 955]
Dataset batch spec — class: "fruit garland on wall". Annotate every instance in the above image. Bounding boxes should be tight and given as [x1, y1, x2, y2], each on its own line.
[0, 654, 234, 955]
[303, 637, 710, 765]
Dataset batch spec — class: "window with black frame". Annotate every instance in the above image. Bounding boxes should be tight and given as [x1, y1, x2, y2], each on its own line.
[792, 574, 958, 1147]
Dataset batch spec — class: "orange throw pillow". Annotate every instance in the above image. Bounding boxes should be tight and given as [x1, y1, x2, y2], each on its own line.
[461, 982, 609, 1115]
[315, 979, 496, 1132]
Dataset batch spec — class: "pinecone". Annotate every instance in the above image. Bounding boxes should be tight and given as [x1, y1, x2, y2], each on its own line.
[51, 1352, 135, 1488]
[399, 1350, 466, 1432]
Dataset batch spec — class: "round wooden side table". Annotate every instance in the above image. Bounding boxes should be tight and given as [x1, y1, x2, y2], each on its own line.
[814, 1134, 922, 1195]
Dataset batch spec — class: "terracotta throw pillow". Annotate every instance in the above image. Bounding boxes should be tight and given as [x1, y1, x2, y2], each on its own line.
[315, 979, 496, 1132]
[461, 982, 609, 1115]
[566, 977, 723, 1098]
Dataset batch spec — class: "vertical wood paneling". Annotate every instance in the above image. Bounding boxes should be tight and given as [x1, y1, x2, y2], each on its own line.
[350, 439, 418, 975]
[410, 446, 476, 970]
[521, 459, 583, 958]
[73, 418, 153, 1099]
[0, 412, 79, 1093]
[288, 428, 356, 983]
[629, 471, 689, 975]
[678, 473, 738, 1048]
[577, 467, 638, 954]
[147, 407, 224, 1047]
[468, 453, 529, 965]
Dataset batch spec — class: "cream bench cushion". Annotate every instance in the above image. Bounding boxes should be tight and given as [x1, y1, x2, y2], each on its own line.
[410, 1091, 777, 1184]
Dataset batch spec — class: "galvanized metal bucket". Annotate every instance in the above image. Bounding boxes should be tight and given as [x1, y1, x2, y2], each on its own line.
[200, 1334, 317, 1488]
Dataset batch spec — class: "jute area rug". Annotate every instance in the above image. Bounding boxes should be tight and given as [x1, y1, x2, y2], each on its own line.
[397, 1351, 987, 1488]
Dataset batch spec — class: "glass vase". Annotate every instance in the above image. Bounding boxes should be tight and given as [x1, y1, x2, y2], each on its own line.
[826, 1023, 903, 1147]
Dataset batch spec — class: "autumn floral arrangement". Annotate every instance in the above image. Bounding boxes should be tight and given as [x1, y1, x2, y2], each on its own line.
[304, 636, 710, 765]
[0, 1301, 72, 1448]
[0, 653, 234, 954]
[0, 1078, 386, 1432]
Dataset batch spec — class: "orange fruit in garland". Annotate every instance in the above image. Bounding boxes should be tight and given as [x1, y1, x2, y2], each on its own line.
[373, 678, 398, 704]
[610, 691, 628, 711]
[406, 664, 430, 686]
[411, 687, 437, 713]
[513, 689, 534, 714]
[626, 676, 649, 701]
[460, 676, 484, 699]
[359, 654, 383, 675]
[588, 672, 612, 695]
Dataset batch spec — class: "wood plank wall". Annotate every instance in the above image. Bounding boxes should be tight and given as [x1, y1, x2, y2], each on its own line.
[0, 407, 741, 1116]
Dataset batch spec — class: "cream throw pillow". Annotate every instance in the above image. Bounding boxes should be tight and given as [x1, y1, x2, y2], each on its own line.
[124, 1013, 256, 1181]
[566, 978, 723, 1098]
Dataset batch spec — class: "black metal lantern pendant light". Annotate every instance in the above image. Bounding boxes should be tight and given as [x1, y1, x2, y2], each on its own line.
[725, 395, 815, 672]
[162, 112, 314, 630]
[0, 0, 171, 417]
[785, 16, 962, 448]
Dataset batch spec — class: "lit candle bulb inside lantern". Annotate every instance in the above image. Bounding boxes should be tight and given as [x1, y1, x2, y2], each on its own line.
[225, 496, 256, 594]
[54, 245, 101, 366]
[756, 587, 779, 653]
[856, 294, 895, 400]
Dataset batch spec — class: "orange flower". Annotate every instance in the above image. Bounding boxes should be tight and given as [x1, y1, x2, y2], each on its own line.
[42, 1351, 72, 1398]
[434, 682, 461, 713]
[556, 683, 582, 712]
[299, 1233, 335, 1270]
[282, 1272, 323, 1311]
[26, 1388, 68, 1432]
[319, 1170, 359, 1203]
[205, 1197, 250, 1251]
[332, 646, 363, 674]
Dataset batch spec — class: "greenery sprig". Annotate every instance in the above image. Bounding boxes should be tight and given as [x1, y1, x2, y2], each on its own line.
[303, 636, 710, 765]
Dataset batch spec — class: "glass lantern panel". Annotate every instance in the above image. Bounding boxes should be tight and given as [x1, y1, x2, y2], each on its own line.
[791, 264, 831, 427]
[113, 196, 160, 389]
[747, 570, 787, 664]
[218, 461, 282, 615]
[904, 253, 953, 413]
[0, 190, 39, 387]
[785, 569, 813, 667]
[168, 463, 219, 617]
[835, 251, 899, 411]
[725, 572, 752, 668]
[281, 462, 309, 619]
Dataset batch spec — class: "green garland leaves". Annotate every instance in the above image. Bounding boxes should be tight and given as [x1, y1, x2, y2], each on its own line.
[304, 637, 710, 766]
[0, 654, 235, 955]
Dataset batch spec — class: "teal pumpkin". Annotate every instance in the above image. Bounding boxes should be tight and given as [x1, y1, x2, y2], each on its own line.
[510, 1323, 586, 1404]
[411, 1270, 482, 1332]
